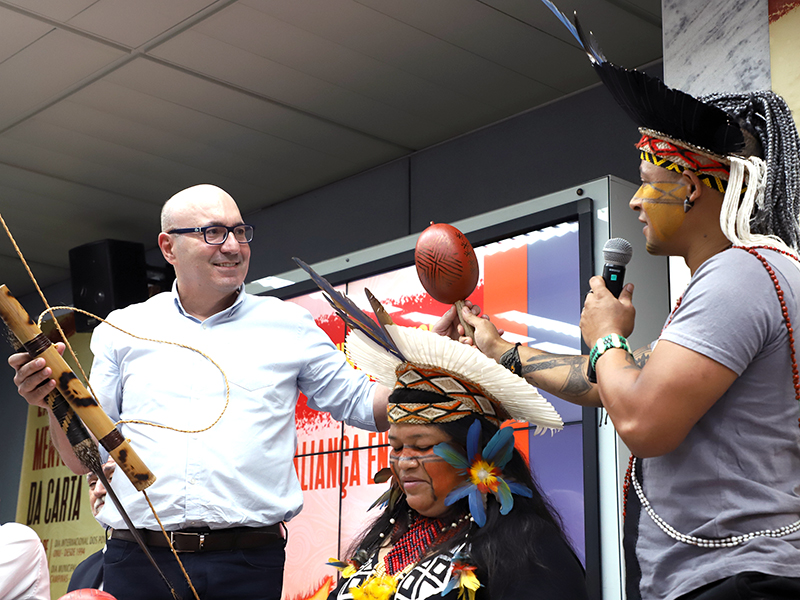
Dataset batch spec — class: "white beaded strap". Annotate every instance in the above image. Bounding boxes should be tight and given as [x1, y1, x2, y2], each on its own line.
[630, 457, 800, 548]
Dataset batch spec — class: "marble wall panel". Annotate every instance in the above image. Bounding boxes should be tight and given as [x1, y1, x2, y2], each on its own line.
[663, 0, 770, 95]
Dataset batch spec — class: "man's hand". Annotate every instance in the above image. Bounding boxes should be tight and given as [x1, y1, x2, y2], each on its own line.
[431, 301, 482, 340]
[456, 308, 513, 361]
[580, 277, 635, 349]
[8, 342, 65, 408]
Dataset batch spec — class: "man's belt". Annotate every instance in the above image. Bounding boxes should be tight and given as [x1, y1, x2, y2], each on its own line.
[111, 525, 284, 553]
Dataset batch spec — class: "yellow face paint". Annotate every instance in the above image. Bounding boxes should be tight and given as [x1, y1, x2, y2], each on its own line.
[632, 182, 690, 242]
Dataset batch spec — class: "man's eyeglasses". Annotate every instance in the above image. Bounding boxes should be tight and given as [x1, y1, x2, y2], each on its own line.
[167, 224, 255, 245]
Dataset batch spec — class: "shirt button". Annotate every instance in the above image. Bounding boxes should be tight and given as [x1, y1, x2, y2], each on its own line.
[189, 478, 196, 485]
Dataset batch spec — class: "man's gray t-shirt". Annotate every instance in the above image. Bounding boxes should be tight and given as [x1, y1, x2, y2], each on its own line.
[631, 248, 800, 600]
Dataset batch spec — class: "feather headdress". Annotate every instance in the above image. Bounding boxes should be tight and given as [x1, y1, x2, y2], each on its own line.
[540, 0, 747, 158]
[540, 0, 800, 258]
[294, 258, 563, 434]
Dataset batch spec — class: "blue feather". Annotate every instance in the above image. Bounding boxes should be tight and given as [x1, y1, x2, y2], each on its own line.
[468, 489, 487, 527]
[466, 420, 481, 462]
[368, 488, 391, 511]
[482, 426, 514, 464]
[442, 576, 458, 596]
[495, 478, 515, 515]
[326, 559, 349, 568]
[540, 0, 582, 46]
[507, 481, 533, 498]
[492, 435, 515, 469]
[434, 443, 470, 470]
[445, 483, 474, 506]
[540, 0, 604, 63]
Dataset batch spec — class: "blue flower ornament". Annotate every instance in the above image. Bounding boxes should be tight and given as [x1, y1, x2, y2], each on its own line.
[433, 420, 533, 527]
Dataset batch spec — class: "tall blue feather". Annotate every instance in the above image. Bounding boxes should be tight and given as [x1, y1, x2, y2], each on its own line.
[540, 0, 603, 63]
[482, 426, 514, 464]
[466, 420, 481, 462]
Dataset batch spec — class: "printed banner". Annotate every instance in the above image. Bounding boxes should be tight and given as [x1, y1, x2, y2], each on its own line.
[14, 330, 105, 600]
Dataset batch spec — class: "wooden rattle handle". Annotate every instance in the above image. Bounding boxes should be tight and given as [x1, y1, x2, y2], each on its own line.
[454, 300, 475, 340]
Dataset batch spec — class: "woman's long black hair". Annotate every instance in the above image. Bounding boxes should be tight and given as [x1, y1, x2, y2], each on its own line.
[344, 389, 580, 597]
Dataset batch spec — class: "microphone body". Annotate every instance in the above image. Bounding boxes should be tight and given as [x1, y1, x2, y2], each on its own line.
[588, 238, 633, 383]
[602, 262, 626, 298]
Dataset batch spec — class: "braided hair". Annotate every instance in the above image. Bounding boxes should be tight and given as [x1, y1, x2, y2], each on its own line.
[703, 91, 800, 252]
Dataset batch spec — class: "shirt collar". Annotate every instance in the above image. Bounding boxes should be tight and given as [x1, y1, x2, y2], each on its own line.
[171, 281, 247, 323]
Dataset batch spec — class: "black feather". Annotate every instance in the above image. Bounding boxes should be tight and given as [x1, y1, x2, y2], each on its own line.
[293, 257, 405, 361]
[541, 1, 745, 156]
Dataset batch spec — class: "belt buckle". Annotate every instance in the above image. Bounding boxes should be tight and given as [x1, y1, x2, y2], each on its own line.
[169, 531, 204, 553]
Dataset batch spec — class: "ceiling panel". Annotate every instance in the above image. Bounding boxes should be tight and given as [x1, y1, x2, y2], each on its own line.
[0, 28, 125, 129]
[347, 0, 597, 94]
[0, 165, 158, 285]
[192, 4, 513, 123]
[65, 0, 220, 49]
[243, 0, 566, 109]
[3, 0, 96, 23]
[103, 59, 408, 160]
[3, 115, 272, 206]
[151, 29, 452, 148]
[482, 0, 662, 66]
[0, 131, 172, 201]
[0, 6, 53, 62]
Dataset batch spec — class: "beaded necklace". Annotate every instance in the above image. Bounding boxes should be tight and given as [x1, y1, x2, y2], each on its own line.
[383, 512, 469, 575]
[345, 512, 470, 600]
[622, 245, 800, 545]
[385, 515, 444, 575]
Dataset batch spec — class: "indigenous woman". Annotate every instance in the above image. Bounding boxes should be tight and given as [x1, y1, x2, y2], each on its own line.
[326, 323, 589, 600]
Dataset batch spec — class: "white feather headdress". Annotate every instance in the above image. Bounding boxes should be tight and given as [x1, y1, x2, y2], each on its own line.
[347, 324, 563, 435]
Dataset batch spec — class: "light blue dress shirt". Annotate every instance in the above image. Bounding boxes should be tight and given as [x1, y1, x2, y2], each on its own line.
[90, 284, 377, 531]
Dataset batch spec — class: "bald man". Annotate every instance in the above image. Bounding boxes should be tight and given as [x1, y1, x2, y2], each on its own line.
[11, 184, 390, 600]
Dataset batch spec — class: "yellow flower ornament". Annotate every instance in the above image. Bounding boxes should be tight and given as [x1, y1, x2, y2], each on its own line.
[349, 574, 398, 600]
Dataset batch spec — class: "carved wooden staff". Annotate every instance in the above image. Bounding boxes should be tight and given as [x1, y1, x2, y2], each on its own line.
[0, 284, 155, 491]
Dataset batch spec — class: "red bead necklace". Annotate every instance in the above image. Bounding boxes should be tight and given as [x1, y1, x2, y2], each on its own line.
[383, 514, 462, 575]
[622, 245, 800, 520]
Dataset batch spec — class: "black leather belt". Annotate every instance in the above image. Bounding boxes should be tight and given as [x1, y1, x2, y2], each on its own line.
[111, 525, 284, 553]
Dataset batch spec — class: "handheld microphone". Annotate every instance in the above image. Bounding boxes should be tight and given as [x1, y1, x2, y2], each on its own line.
[601, 238, 633, 298]
[587, 238, 633, 383]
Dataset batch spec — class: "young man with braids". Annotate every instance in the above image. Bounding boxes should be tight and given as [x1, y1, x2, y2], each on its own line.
[440, 57, 800, 600]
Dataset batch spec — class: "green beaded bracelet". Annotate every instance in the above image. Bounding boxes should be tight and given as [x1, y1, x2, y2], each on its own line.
[589, 333, 631, 370]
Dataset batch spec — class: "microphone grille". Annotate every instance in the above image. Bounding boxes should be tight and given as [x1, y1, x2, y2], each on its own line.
[603, 238, 633, 266]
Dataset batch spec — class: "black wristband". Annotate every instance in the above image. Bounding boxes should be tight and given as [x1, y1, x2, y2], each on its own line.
[499, 342, 522, 377]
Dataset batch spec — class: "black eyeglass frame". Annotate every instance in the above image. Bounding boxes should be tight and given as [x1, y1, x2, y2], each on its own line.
[167, 224, 255, 245]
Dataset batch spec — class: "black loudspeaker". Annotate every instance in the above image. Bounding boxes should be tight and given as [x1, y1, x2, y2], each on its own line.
[69, 239, 149, 332]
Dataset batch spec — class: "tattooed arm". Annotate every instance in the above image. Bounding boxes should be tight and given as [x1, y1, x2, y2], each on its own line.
[518, 351, 599, 406]
[455, 297, 736, 457]
[517, 344, 651, 407]
[456, 310, 652, 408]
